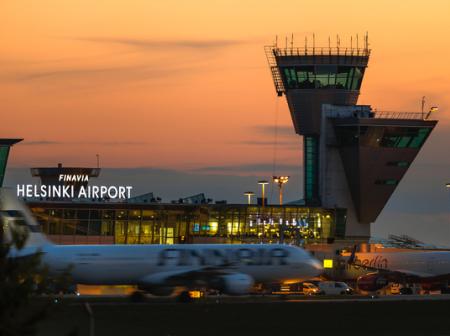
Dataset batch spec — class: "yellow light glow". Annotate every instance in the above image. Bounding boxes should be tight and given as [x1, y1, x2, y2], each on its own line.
[189, 291, 202, 299]
[323, 259, 333, 268]
[209, 221, 218, 234]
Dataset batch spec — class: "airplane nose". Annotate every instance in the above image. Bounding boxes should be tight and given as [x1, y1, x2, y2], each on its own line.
[307, 258, 324, 276]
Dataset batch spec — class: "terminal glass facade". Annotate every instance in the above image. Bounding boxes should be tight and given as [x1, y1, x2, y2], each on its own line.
[28, 203, 345, 245]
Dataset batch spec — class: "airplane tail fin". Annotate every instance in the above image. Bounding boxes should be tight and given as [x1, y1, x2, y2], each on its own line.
[347, 245, 358, 265]
[0, 188, 53, 249]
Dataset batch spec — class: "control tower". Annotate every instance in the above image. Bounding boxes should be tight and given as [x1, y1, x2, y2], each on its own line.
[266, 36, 437, 239]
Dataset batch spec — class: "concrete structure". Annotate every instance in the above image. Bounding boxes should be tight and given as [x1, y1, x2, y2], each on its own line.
[266, 38, 437, 240]
[0, 138, 22, 187]
[31, 163, 101, 198]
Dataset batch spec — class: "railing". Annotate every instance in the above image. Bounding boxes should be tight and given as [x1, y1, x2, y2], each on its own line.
[373, 111, 433, 120]
[268, 46, 371, 57]
[264, 46, 285, 95]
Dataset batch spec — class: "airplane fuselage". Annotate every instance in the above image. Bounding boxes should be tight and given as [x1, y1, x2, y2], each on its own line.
[40, 244, 322, 285]
[347, 251, 450, 279]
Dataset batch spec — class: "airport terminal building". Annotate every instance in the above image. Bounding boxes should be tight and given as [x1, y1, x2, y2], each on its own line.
[26, 199, 344, 246]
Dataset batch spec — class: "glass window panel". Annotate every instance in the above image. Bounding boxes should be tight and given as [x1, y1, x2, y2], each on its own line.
[89, 220, 101, 235]
[78, 210, 89, 220]
[101, 221, 114, 235]
[350, 67, 363, 90]
[0, 147, 10, 186]
[115, 220, 127, 244]
[63, 209, 77, 219]
[129, 210, 141, 220]
[75, 220, 89, 235]
[397, 136, 412, 148]
[336, 66, 351, 89]
[314, 65, 336, 89]
[62, 220, 76, 235]
[102, 210, 115, 220]
[116, 210, 128, 220]
[409, 128, 430, 148]
[142, 210, 156, 220]
[89, 210, 101, 220]
[48, 209, 63, 218]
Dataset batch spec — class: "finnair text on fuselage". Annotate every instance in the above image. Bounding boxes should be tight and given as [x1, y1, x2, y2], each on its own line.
[157, 247, 289, 267]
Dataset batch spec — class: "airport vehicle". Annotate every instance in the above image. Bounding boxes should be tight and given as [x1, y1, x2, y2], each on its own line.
[315, 281, 352, 295]
[302, 282, 320, 295]
[348, 247, 450, 293]
[0, 189, 323, 296]
[301, 281, 352, 295]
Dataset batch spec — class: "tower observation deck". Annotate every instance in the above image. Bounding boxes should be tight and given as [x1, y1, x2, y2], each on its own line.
[265, 36, 437, 239]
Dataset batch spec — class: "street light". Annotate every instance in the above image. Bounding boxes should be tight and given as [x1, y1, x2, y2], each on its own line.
[273, 176, 289, 205]
[244, 191, 254, 205]
[258, 180, 269, 207]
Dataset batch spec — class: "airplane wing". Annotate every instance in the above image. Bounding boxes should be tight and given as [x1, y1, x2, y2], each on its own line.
[138, 264, 256, 295]
[139, 265, 238, 287]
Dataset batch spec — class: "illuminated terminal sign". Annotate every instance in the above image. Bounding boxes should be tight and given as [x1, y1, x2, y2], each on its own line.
[17, 174, 133, 199]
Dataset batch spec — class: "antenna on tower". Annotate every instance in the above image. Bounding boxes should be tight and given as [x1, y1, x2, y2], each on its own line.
[356, 34, 359, 49]
[305, 36, 308, 50]
[313, 33, 315, 53]
[291, 33, 294, 50]
[365, 31, 369, 51]
[351, 36, 353, 50]
[421, 96, 426, 118]
[285, 36, 288, 49]
[275, 35, 278, 47]
[328, 36, 331, 49]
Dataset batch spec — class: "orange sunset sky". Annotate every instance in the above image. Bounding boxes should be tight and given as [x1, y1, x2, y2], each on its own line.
[1, 0, 450, 243]
[1, 0, 449, 169]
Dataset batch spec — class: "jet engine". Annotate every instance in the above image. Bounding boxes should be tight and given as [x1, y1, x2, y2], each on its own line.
[356, 272, 389, 292]
[218, 273, 254, 295]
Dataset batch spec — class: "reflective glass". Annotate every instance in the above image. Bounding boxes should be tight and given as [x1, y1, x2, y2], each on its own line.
[0, 147, 9, 187]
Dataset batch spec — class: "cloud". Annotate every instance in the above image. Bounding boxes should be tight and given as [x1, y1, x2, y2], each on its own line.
[21, 140, 149, 146]
[22, 140, 62, 146]
[236, 139, 300, 150]
[74, 37, 248, 51]
[192, 162, 300, 174]
[252, 125, 296, 137]
[18, 64, 173, 82]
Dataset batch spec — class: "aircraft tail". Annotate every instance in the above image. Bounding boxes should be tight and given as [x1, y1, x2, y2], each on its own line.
[0, 188, 53, 248]
[347, 245, 358, 265]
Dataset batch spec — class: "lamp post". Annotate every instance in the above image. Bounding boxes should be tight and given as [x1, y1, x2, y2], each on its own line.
[258, 180, 269, 207]
[273, 176, 289, 205]
[244, 191, 254, 205]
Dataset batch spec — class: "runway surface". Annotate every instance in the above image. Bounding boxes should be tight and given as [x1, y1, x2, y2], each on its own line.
[33, 294, 450, 336]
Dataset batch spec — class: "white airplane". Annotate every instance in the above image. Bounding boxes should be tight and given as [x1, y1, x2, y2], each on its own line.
[347, 247, 450, 293]
[0, 189, 323, 296]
